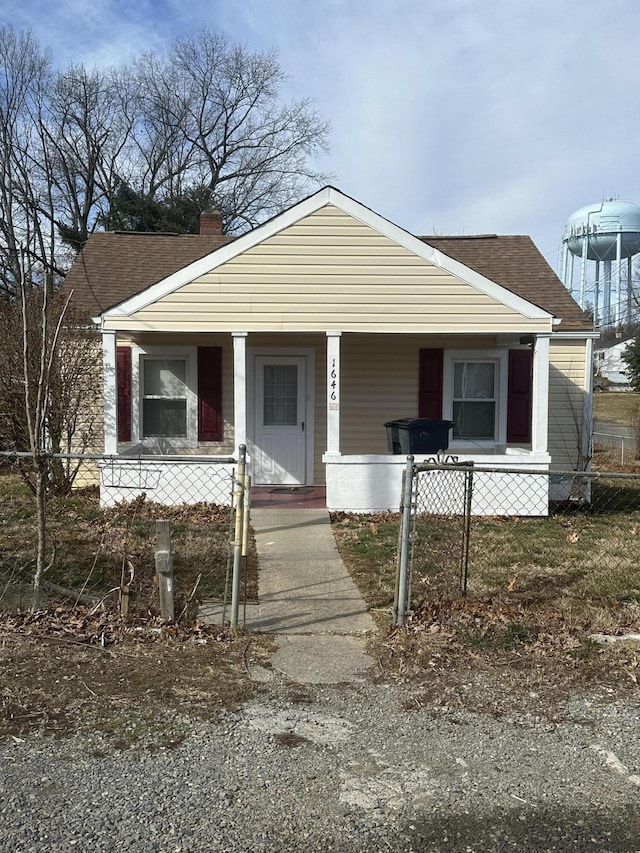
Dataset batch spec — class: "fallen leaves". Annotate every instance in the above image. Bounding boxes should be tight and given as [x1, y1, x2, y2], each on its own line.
[0, 604, 232, 647]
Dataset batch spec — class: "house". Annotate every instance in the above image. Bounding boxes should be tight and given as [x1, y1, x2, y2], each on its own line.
[64, 187, 596, 514]
[594, 338, 631, 389]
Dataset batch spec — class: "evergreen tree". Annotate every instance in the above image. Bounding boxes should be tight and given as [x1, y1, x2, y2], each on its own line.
[621, 337, 640, 390]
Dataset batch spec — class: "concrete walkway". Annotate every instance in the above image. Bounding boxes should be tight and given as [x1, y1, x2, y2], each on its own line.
[249, 508, 376, 683]
[245, 507, 375, 635]
[200, 507, 377, 683]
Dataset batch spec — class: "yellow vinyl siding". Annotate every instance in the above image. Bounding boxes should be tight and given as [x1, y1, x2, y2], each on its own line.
[122, 334, 236, 457]
[340, 335, 496, 455]
[105, 206, 550, 335]
[548, 339, 588, 469]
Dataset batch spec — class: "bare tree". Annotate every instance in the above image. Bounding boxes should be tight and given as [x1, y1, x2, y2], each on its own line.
[0, 293, 101, 487]
[49, 65, 136, 252]
[0, 28, 54, 296]
[0, 26, 330, 293]
[15, 249, 72, 607]
[133, 29, 330, 232]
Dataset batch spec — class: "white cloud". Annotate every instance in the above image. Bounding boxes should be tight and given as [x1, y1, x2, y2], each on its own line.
[6, 0, 640, 264]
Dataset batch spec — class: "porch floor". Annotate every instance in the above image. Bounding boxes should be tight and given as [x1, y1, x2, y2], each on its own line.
[250, 486, 326, 509]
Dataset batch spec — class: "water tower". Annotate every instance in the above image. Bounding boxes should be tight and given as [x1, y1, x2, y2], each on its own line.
[560, 199, 640, 327]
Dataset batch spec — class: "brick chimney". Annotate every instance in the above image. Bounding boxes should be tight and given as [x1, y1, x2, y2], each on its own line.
[199, 209, 222, 235]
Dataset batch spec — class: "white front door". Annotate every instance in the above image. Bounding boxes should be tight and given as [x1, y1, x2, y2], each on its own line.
[253, 355, 307, 485]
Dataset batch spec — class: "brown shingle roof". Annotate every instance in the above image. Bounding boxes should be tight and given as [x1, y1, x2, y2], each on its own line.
[64, 227, 592, 332]
[63, 231, 234, 318]
[422, 234, 592, 331]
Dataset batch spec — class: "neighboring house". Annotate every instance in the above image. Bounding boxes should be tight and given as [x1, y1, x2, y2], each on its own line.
[594, 339, 631, 389]
[64, 187, 596, 513]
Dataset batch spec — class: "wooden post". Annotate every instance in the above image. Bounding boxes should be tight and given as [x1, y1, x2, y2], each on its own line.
[242, 474, 251, 557]
[155, 520, 174, 621]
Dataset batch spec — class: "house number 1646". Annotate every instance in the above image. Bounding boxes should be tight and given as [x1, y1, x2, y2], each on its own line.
[329, 358, 338, 407]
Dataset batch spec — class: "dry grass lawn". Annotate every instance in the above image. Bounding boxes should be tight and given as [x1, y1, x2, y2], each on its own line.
[0, 472, 266, 746]
[593, 391, 640, 425]
[332, 493, 640, 704]
[0, 472, 257, 615]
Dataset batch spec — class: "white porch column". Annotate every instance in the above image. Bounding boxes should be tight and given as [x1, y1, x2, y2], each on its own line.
[582, 336, 595, 466]
[531, 333, 551, 455]
[232, 332, 248, 457]
[326, 331, 342, 455]
[102, 329, 117, 455]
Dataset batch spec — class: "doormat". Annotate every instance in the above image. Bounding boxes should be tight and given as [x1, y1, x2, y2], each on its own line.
[269, 487, 314, 494]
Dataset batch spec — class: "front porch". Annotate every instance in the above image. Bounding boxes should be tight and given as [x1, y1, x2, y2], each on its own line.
[100, 329, 558, 515]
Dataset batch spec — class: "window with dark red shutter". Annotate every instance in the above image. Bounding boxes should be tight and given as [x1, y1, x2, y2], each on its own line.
[198, 346, 223, 441]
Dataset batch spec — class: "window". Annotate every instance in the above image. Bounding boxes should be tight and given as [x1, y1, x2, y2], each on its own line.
[263, 364, 298, 425]
[452, 361, 496, 440]
[131, 346, 198, 447]
[443, 350, 507, 445]
[142, 358, 188, 438]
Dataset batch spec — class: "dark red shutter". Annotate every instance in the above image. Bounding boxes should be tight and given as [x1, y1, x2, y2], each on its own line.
[198, 346, 223, 441]
[419, 349, 444, 418]
[116, 346, 132, 442]
[507, 349, 533, 444]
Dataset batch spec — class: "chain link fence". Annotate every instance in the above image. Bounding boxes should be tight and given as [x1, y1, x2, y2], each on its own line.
[394, 459, 640, 625]
[593, 430, 636, 466]
[0, 450, 253, 621]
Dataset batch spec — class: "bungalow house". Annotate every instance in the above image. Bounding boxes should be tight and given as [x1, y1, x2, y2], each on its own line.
[64, 186, 596, 513]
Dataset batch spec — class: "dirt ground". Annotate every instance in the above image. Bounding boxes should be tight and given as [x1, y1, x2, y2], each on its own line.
[1, 606, 638, 748]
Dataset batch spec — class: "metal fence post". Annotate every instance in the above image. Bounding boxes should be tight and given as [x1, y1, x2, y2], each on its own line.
[242, 473, 252, 625]
[394, 454, 415, 627]
[460, 464, 474, 596]
[394, 467, 407, 616]
[230, 445, 246, 628]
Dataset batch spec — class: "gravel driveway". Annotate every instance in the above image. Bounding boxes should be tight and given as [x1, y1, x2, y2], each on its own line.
[1, 672, 638, 852]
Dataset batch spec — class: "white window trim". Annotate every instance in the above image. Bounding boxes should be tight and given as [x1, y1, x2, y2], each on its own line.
[443, 349, 509, 449]
[131, 345, 198, 448]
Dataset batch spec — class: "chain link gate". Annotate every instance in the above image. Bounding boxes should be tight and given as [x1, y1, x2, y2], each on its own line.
[393, 459, 640, 627]
[394, 456, 475, 625]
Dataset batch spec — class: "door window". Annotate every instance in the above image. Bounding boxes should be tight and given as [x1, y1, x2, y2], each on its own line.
[263, 364, 298, 426]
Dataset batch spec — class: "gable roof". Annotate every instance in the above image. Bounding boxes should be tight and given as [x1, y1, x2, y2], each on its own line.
[101, 187, 554, 325]
[63, 186, 591, 332]
[423, 235, 592, 331]
[594, 337, 632, 353]
[63, 231, 234, 318]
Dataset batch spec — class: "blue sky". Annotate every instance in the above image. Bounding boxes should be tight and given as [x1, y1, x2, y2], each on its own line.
[5, 0, 640, 272]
